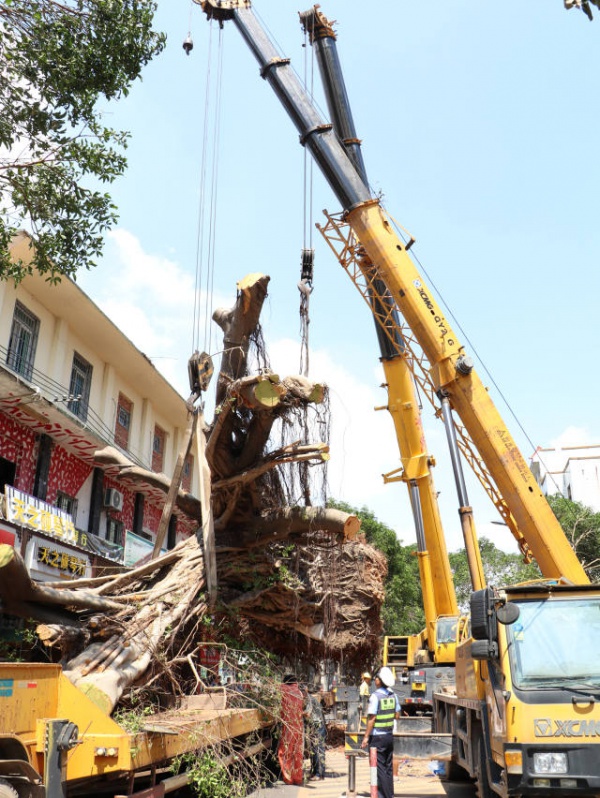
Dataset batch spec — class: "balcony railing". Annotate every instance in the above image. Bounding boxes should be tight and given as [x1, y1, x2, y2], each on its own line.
[0, 344, 147, 469]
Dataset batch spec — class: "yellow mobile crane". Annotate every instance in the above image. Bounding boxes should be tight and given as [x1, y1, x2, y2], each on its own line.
[198, 3, 600, 797]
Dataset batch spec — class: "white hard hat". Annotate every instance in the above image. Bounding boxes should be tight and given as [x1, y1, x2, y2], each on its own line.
[362, 672, 372, 679]
[378, 667, 395, 688]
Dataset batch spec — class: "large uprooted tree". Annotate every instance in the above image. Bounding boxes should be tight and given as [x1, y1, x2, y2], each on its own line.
[0, 273, 385, 714]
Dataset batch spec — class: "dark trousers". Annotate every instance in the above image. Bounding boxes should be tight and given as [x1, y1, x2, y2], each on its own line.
[371, 732, 394, 798]
[310, 724, 326, 777]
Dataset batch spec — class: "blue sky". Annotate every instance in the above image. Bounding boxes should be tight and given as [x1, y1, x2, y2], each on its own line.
[78, 0, 600, 554]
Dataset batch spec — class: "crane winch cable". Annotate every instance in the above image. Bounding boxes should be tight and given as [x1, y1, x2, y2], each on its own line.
[298, 16, 316, 378]
[204, 29, 225, 360]
[190, 19, 225, 367]
[190, 22, 212, 358]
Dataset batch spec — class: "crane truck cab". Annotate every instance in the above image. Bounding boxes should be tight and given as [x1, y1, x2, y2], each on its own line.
[436, 583, 600, 796]
[384, 615, 468, 715]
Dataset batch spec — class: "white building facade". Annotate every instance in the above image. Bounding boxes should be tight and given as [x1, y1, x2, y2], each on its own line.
[0, 233, 201, 583]
[531, 445, 600, 512]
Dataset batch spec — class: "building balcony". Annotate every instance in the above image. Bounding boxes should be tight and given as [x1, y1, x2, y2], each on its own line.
[0, 343, 148, 470]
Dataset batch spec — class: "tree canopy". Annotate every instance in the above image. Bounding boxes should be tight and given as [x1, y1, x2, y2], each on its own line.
[0, 0, 165, 282]
[449, 536, 541, 611]
[547, 494, 600, 582]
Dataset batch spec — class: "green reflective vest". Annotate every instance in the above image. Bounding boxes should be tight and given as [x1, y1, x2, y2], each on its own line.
[374, 691, 396, 731]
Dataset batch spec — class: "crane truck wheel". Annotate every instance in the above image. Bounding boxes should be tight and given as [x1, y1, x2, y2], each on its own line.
[470, 589, 493, 641]
[0, 779, 18, 798]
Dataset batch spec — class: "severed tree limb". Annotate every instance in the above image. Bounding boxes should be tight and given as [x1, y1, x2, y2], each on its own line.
[212, 447, 328, 493]
[216, 507, 360, 551]
[94, 446, 202, 521]
[64, 581, 202, 713]
[37, 624, 90, 660]
[212, 273, 270, 407]
[44, 538, 190, 593]
[207, 370, 327, 486]
[0, 544, 125, 617]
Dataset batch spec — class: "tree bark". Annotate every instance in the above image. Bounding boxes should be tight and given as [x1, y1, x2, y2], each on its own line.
[93, 446, 202, 521]
[0, 544, 124, 614]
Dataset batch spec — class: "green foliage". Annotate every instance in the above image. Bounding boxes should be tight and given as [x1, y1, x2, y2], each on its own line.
[0, 0, 166, 281]
[446, 496, 600, 607]
[0, 618, 39, 661]
[173, 751, 247, 798]
[328, 499, 424, 636]
[169, 647, 281, 797]
[113, 703, 156, 734]
[547, 494, 600, 582]
[449, 536, 541, 611]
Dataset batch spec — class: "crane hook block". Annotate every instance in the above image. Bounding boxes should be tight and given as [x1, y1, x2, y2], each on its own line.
[300, 248, 314, 284]
[188, 351, 214, 394]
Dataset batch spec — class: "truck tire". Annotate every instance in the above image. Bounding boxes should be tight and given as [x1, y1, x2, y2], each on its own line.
[470, 589, 491, 640]
[0, 779, 18, 798]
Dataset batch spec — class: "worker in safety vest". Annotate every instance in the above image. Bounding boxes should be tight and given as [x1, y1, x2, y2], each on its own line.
[360, 666, 400, 798]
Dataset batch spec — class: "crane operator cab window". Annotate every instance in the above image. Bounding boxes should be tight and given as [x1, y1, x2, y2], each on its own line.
[506, 596, 600, 691]
[436, 616, 459, 645]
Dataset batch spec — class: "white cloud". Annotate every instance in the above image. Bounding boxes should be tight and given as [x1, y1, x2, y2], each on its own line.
[106, 229, 197, 307]
[100, 298, 167, 355]
[550, 426, 591, 449]
[79, 229, 234, 398]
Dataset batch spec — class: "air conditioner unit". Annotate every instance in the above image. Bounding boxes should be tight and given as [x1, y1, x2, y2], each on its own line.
[104, 488, 123, 512]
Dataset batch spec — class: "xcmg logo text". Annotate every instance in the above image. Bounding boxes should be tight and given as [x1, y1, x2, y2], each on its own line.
[535, 719, 600, 737]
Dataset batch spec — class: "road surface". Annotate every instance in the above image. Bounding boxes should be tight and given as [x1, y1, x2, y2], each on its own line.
[247, 748, 477, 798]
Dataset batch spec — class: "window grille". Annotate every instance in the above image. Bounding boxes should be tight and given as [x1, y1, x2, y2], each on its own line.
[67, 353, 92, 421]
[6, 301, 40, 381]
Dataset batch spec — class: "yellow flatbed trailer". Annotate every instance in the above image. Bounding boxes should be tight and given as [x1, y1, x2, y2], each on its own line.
[0, 663, 272, 797]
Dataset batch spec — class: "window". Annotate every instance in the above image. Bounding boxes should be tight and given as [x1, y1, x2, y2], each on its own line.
[6, 301, 40, 380]
[152, 425, 165, 472]
[118, 406, 130, 428]
[67, 353, 92, 421]
[56, 490, 77, 522]
[115, 393, 132, 450]
[506, 597, 600, 689]
[106, 517, 124, 546]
